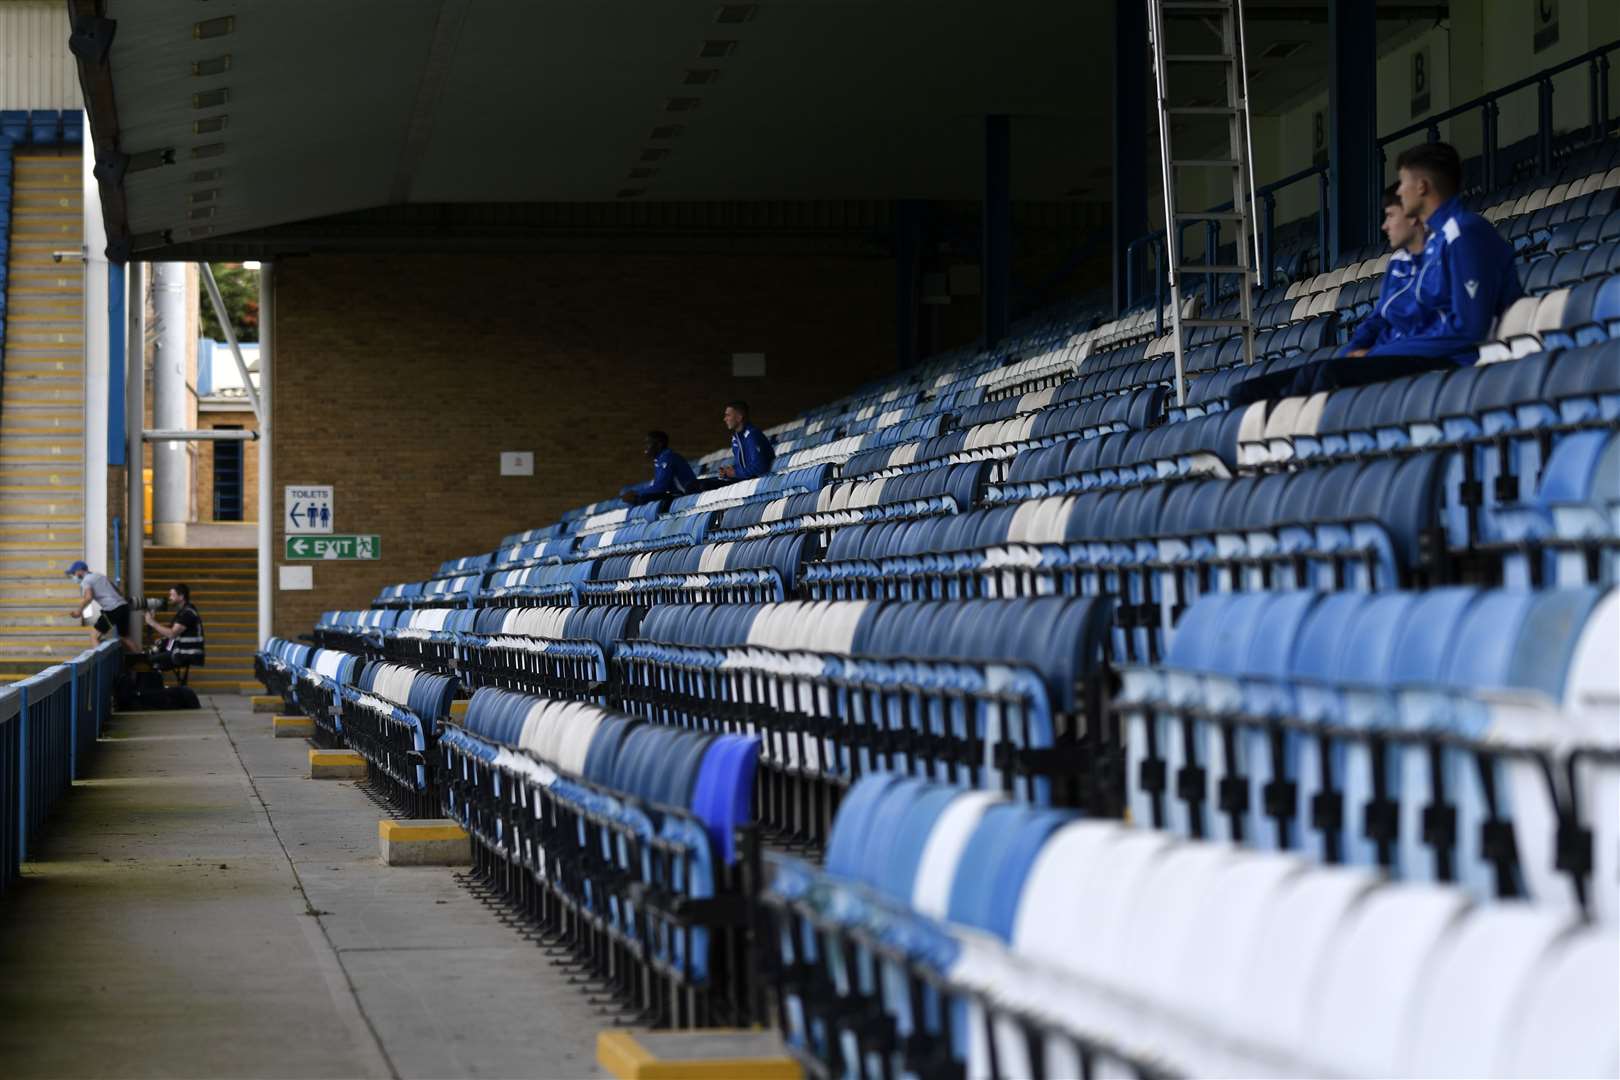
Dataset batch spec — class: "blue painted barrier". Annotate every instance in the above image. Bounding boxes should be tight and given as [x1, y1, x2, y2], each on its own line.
[0, 642, 121, 893]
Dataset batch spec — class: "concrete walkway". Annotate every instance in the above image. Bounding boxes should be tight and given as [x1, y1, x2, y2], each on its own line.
[0, 695, 606, 1079]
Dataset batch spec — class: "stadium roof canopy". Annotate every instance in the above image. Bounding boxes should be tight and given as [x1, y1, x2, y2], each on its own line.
[70, 0, 1443, 259]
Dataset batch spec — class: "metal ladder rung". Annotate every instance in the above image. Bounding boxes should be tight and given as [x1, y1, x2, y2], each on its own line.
[1149, 0, 1258, 409]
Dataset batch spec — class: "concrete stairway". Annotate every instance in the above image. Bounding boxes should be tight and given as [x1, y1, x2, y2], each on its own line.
[143, 547, 257, 693]
[0, 152, 88, 680]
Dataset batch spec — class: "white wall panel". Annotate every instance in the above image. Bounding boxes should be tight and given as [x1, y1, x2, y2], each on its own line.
[0, 2, 81, 110]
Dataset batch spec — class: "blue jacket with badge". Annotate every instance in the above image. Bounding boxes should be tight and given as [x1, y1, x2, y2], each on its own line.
[1342, 249, 1423, 354]
[730, 423, 775, 480]
[1365, 196, 1522, 362]
[621, 447, 696, 503]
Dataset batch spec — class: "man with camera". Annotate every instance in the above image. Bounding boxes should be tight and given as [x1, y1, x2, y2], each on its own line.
[144, 583, 205, 682]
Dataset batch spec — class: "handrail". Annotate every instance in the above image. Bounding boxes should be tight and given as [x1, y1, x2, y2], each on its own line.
[1126, 161, 1329, 315]
[1379, 38, 1620, 145]
[2, 642, 121, 892]
[1125, 37, 1620, 314]
[1378, 37, 1620, 198]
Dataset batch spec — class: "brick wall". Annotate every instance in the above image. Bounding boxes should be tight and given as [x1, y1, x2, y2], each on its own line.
[192, 409, 259, 523]
[270, 252, 893, 635]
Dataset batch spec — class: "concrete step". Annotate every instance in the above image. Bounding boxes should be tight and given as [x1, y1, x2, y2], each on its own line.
[0, 521, 82, 540]
[140, 568, 258, 582]
[0, 383, 82, 400]
[5, 326, 84, 347]
[3, 268, 81, 289]
[152, 615, 258, 631]
[0, 613, 83, 629]
[1, 318, 85, 338]
[0, 641, 99, 662]
[0, 644, 97, 666]
[9, 202, 81, 219]
[1, 357, 84, 375]
[140, 598, 256, 612]
[0, 496, 85, 515]
[0, 455, 83, 473]
[1, 301, 84, 320]
[0, 459, 84, 478]
[0, 384, 87, 402]
[142, 555, 258, 568]
[0, 556, 82, 576]
[0, 401, 82, 416]
[11, 194, 83, 213]
[0, 656, 98, 677]
[0, 590, 80, 606]
[0, 615, 86, 634]
[0, 422, 85, 436]
[0, 481, 85, 497]
[0, 537, 81, 551]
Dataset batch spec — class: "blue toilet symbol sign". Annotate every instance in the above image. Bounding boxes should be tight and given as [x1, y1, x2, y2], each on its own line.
[285, 485, 335, 534]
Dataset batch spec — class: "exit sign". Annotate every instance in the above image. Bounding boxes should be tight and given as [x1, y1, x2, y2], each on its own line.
[284, 535, 380, 560]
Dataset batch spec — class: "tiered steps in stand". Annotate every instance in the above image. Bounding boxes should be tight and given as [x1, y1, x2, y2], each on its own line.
[142, 547, 258, 693]
[0, 152, 88, 680]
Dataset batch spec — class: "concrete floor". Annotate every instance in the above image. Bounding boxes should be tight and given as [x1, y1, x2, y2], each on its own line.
[0, 695, 606, 1079]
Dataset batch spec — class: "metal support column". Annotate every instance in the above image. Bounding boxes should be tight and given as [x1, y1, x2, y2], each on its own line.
[82, 138, 109, 572]
[257, 263, 274, 647]
[982, 114, 1011, 348]
[107, 263, 125, 467]
[1113, 0, 1149, 316]
[1328, 0, 1377, 266]
[151, 263, 190, 546]
[124, 261, 145, 599]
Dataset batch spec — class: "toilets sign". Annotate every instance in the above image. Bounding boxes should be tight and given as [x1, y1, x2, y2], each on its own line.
[285, 485, 334, 534]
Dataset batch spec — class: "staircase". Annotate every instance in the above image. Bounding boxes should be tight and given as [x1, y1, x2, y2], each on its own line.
[143, 547, 258, 694]
[0, 151, 87, 681]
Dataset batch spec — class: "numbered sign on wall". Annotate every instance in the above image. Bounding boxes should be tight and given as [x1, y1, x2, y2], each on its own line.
[1534, 0, 1559, 53]
[1411, 44, 1432, 118]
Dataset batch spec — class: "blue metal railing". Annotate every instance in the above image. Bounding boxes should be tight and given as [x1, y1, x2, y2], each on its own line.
[1125, 38, 1620, 316]
[1125, 161, 1329, 319]
[1, 642, 121, 894]
[1379, 38, 1620, 203]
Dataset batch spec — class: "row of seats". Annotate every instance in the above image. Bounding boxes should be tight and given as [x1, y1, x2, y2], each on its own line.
[765, 772, 1617, 1080]
[266, 126, 1620, 1065]
[441, 685, 760, 1023]
[1120, 587, 1617, 915]
[255, 638, 362, 743]
[0, 109, 83, 146]
[335, 661, 458, 816]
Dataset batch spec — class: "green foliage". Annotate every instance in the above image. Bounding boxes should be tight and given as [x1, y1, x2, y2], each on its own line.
[198, 263, 259, 343]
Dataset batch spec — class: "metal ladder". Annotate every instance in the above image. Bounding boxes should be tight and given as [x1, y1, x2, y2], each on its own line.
[1147, 0, 1261, 405]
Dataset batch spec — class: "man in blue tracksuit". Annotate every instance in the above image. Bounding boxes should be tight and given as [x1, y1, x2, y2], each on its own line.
[1350, 140, 1522, 370]
[1234, 141, 1520, 403]
[620, 430, 696, 506]
[1340, 184, 1427, 355]
[718, 400, 775, 481]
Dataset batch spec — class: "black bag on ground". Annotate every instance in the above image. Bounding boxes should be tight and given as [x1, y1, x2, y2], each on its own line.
[114, 669, 199, 710]
[159, 685, 200, 710]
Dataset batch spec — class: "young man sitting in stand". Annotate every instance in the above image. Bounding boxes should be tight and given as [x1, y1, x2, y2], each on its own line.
[1234, 141, 1521, 402]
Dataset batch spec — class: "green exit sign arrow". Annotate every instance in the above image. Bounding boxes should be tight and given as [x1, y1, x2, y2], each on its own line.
[284, 534, 381, 560]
